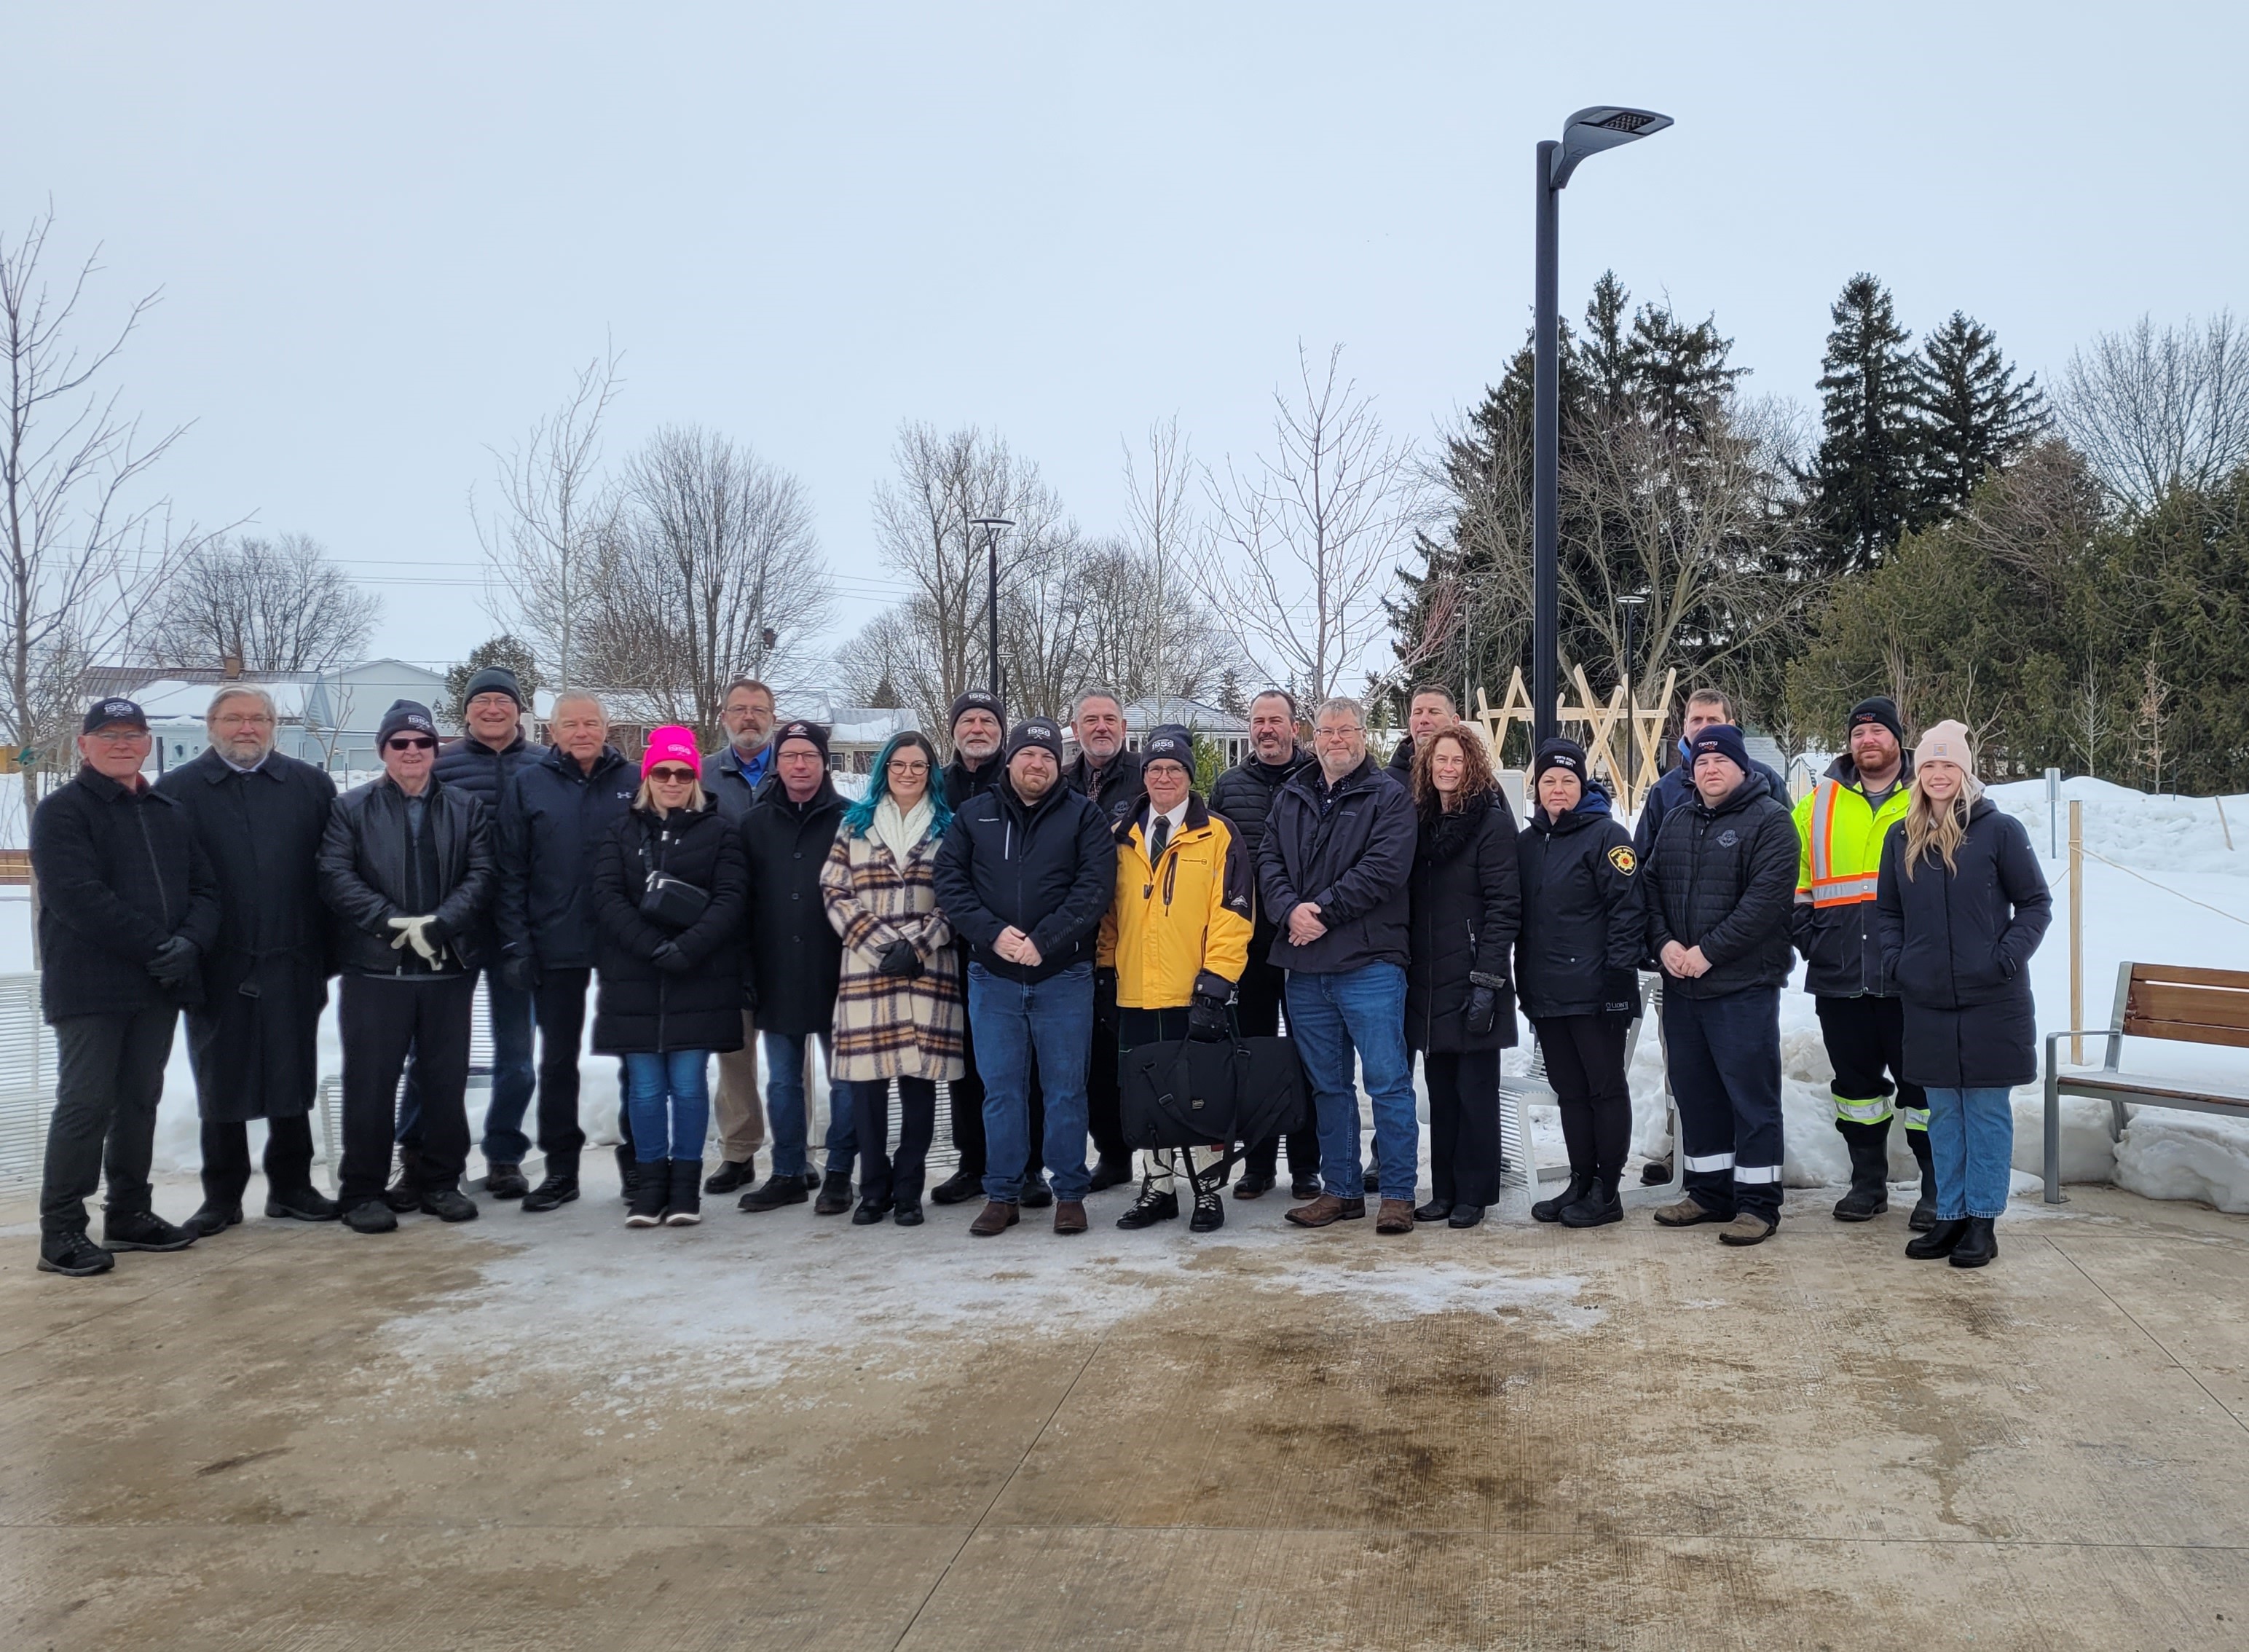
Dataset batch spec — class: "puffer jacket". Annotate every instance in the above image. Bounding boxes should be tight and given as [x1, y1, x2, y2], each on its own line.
[1516, 789, 1646, 1020]
[431, 730, 535, 807]
[1405, 790, 1521, 1053]
[932, 775, 1116, 983]
[590, 800, 749, 1053]
[1208, 748, 1312, 934]
[1790, 753, 1913, 998]
[318, 775, 494, 977]
[1876, 797, 2052, 1087]
[1642, 769, 1799, 999]
[1097, 797, 1254, 1010]
[1257, 755, 1417, 975]
[1633, 745, 1790, 859]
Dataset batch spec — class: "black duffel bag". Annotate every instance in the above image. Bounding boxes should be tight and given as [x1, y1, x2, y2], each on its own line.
[1119, 1032, 1308, 1155]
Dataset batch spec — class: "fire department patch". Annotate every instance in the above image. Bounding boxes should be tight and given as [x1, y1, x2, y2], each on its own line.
[1607, 845, 1637, 875]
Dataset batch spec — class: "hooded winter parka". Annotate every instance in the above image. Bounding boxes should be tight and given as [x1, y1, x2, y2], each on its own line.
[1404, 790, 1521, 1053]
[1256, 755, 1417, 975]
[589, 800, 749, 1053]
[1516, 790, 1646, 1021]
[1097, 796, 1254, 1010]
[1642, 769, 1799, 999]
[1875, 797, 2052, 1087]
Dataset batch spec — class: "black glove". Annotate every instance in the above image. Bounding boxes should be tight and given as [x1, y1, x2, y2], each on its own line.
[148, 936, 200, 987]
[878, 939, 924, 979]
[1188, 991, 1230, 1042]
[1465, 986, 1498, 1037]
[497, 953, 539, 994]
[742, 975, 760, 1012]
[650, 941, 694, 975]
[1600, 967, 1640, 1019]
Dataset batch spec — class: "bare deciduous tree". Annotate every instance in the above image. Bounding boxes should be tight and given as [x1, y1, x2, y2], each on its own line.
[835, 601, 950, 735]
[151, 532, 378, 674]
[587, 426, 832, 742]
[1, 211, 217, 947]
[1194, 345, 1425, 704]
[2057, 311, 2249, 513]
[1071, 538, 1240, 711]
[476, 347, 624, 688]
[1122, 416, 1203, 722]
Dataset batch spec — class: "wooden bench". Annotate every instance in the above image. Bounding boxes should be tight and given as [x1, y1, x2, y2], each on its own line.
[2043, 961, 2249, 1204]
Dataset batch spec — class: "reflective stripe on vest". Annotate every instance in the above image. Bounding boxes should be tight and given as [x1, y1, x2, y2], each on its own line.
[1805, 781, 1897, 908]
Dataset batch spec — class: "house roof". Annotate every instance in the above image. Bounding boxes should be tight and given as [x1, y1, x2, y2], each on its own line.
[133, 679, 315, 721]
[1120, 696, 1248, 734]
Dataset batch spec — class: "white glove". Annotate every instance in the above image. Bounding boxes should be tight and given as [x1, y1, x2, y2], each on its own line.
[387, 915, 443, 964]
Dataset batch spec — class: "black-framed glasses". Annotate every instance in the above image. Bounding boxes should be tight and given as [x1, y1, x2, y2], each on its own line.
[385, 736, 437, 752]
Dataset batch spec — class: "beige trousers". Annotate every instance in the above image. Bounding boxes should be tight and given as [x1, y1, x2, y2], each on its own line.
[712, 1010, 765, 1161]
[1141, 1144, 1223, 1197]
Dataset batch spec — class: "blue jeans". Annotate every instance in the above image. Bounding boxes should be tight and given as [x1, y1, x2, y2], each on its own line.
[763, 1031, 854, 1179]
[1926, 1086, 2014, 1220]
[623, 1050, 712, 1163]
[395, 976, 537, 1163]
[1285, 962, 1418, 1202]
[968, 961, 1095, 1203]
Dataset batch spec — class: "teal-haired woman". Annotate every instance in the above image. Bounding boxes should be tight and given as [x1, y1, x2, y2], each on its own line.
[819, 731, 966, 1225]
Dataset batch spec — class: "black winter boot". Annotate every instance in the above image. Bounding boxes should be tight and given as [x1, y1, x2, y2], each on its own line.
[1831, 1120, 1891, 1222]
[385, 1146, 422, 1213]
[1561, 1174, 1624, 1228]
[615, 1141, 640, 1205]
[738, 1172, 809, 1212]
[1907, 1127, 1937, 1232]
[814, 1169, 855, 1216]
[664, 1161, 703, 1226]
[1532, 1173, 1591, 1224]
[929, 1169, 981, 1205]
[1948, 1216, 1998, 1268]
[1906, 1217, 1969, 1260]
[626, 1162, 669, 1227]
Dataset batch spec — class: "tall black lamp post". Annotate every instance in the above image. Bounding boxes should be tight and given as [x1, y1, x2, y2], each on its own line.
[1533, 105, 1672, 743]
[971, 516, 1014, 701]
[1618, 591, 1647, 796]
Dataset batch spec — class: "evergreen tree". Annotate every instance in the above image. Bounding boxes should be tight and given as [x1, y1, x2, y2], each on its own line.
[1214, 666, 1248, 717]
[1811, 274, 1921, 573]
[444, 634, 542, 726]
[1912, 310, 2047, 518]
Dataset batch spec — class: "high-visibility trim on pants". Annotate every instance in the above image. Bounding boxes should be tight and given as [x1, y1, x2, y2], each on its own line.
[1682, 1150, 1736, 1172]
[1832, 1092, 1894, 1125]
[1899, 1106, 1930, 1132]
[1733, 1163, 1784, 1184]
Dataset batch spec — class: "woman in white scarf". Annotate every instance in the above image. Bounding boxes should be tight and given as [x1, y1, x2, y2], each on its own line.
[819, 732, 966, 1226]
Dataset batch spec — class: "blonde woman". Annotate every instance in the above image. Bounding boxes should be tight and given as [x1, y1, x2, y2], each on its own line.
[1875, 720, 2051, 1268]
[821, 731, 965, 1227]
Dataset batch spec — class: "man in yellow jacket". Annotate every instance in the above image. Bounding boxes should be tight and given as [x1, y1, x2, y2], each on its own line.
[1097, 724, 1254, 1233]
[1791, 697, 1930, 1227]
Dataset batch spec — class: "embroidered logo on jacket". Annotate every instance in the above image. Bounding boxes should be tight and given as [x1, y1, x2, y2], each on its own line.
[1607, 846, 1636, 875]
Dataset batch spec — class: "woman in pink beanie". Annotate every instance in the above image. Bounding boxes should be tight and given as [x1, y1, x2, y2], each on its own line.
[589, 726, 750, 1227]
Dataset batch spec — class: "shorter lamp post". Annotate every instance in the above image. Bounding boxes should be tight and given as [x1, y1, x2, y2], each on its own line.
[971, 517, 1014, 700]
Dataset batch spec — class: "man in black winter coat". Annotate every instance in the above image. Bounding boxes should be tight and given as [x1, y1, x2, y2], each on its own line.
[1066, 688, 1146, 1189]
[929, 688, 1041, 1205]
[1643, 723, 1799, 1246]
[1384, 683, 1459, 783]
[409, 664, 537, 1196]
[736, 720, 858, 1216]
[934, 717, 1116, 1238]
[1207, 688, 1320, 1197]
[1259, 696, 1422, 1230]
[157, 687, 339, 1237]
[1631, 686, 1788, 860]
[494, 691, 639, 1212]
[31, 699, 221, 1277]
[319, 700, 495, 1233]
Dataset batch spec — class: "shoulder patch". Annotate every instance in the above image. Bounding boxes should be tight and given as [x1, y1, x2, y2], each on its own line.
[1607, 845, 1636, 876]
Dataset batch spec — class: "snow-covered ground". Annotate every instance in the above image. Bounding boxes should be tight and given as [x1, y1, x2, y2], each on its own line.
[3, 773, 2245, 1211]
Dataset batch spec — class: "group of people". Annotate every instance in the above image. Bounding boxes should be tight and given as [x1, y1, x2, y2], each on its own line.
[29, 664, 2049, 1280]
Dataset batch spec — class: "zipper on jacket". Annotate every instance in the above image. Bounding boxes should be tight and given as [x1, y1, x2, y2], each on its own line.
[134, 801, 175, 924]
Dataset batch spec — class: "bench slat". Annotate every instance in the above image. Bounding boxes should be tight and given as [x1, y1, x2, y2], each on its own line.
[2054, 1072, 2249, 1107]
[2130, 963, 2249, 991]
[2118, 1016, 2249, 1051]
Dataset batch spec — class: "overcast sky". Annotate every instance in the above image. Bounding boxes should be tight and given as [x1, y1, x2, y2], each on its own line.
[9, 1, 2244, 686]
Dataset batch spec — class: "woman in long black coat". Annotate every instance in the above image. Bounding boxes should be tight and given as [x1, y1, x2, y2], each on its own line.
[1403, 723, 1520, 1231]
[1516, 737, 1646, 1229]
[591, 727, 749, 1229]
[1875, 720, 2050, 1270]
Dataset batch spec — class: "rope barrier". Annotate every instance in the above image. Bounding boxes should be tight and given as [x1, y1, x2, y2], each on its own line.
[2079, 846, 2249, 929]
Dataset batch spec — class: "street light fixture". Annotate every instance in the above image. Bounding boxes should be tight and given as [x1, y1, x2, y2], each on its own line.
[1533, 105, 1672, 744]
[970, 516, 1014, 701]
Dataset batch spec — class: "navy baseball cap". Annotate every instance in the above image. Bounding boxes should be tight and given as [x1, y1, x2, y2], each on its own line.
[82, 698, 149, 734]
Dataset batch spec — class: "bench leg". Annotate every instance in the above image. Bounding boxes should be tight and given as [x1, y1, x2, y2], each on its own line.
[2043, 1070, 2065, 1205]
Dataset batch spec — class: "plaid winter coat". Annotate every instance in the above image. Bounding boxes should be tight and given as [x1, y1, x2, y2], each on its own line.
[820, 824, 966, 1083]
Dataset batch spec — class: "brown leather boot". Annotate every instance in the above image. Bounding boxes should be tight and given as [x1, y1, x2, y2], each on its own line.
[969, 1200, 1020, 1238]
[1052, 1200, 1087, 1235]
[1284, 1193, 1366, 1228]
[1375, 1198, 1415, 1235]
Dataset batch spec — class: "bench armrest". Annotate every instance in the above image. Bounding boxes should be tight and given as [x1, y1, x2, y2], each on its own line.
[2044, 1028, 2123, 1072]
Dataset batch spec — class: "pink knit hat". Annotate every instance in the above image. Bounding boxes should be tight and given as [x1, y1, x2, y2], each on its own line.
[640, 724, 702, 780]
[1914, 719, 1974, 773]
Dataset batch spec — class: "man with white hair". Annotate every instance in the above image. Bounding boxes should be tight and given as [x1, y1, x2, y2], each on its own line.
[157, 686, 342, 1234]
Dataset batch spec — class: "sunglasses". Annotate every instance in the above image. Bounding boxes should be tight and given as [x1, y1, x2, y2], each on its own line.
[648, 766, 697, 784]
[385, 736, 437, 752]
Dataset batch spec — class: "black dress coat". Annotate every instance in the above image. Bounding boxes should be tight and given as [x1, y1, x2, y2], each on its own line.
[1516, 792, 1647, 1022]
[1875, 798, 2052, 1088]
[156, 749, 337, 1122]
[740, 776, 847, 1039]
[1405, 792, 1522, 1054]
[590, 801, 750, 1054]
[30, 766, 221, 1023]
